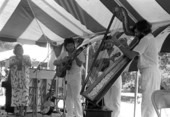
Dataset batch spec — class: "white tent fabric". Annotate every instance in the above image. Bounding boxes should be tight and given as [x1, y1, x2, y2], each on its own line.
[0, 0, 120, 46]
[126, 0, 170, 23]
[0, 0, 170, 47]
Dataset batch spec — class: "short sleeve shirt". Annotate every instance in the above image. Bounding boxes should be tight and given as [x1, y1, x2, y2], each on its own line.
[133, 34, 159, 69]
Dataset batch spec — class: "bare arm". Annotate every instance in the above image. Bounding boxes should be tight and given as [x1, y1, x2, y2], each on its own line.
[9, 60, 18, 68]
[114, 7, 134, 36]
[117, 43, 139, 59]
[110, 34, 139, 59]
[110, 52, 121, 62]
[75, 57, 83, 67]
[53, 59, 63, 66]
[23, 56, 31, 67]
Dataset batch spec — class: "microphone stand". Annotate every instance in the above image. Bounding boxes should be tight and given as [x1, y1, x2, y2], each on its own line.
[31, 57, 49, 117]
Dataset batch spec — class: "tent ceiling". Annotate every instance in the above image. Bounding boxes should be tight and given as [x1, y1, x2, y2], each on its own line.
[0, 0, 170, 47]
[126, 0, 170, 23]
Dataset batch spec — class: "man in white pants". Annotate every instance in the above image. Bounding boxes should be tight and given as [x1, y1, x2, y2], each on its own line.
[111, 19, 161, 117]
[54, 38, 85, 117]
[96, 38, 123, 117]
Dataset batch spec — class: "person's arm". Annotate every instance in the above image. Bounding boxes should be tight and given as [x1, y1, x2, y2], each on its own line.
[53, 59, 61, 66]
[76, 52, 85, 67]
[75, 56, 83, 67]
[111, 35, 139, 59]
[23, 55, 31, 67]
[53, 57, 66, 66]
[121, 7, 135, 36]
[110, 52, 121, 62]
[9, 61, 16, 68]
[114, 7, 134, 36]
[9, 57, 18, 68]
[53, 51, 66, 66]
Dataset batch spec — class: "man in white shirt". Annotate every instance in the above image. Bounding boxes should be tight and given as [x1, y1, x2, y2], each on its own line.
[53, 38, 85, 117]
[112, 19, 161, 117]
[95, 37, 123, 117]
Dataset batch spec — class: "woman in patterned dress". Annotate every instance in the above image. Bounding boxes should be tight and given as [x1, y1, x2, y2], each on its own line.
[8, 44, 31, 116]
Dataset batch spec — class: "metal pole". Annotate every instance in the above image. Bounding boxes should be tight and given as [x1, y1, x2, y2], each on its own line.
[133, 71, 139, 117]
[62, 79, 67, 117]
[85, 46, 89, 78]
[83, 46, 89, 110]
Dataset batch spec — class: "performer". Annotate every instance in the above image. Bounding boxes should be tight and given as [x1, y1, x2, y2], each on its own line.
[95, 37, 126, 117]
[53, 38, 85, 117]
[111, 19, 161, 117]
[6, 44, 31, 117]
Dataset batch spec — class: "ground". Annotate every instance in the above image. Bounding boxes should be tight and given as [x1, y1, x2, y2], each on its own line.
[0, 93, 170, 117]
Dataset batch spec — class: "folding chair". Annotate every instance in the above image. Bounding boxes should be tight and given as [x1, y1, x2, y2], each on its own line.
[151, 90, 170, 117]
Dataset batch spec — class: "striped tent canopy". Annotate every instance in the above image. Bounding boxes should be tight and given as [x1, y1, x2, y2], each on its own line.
[0, 0, 170, 48]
